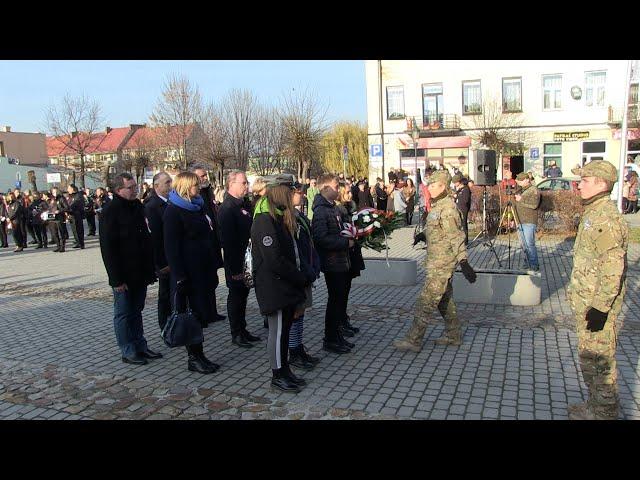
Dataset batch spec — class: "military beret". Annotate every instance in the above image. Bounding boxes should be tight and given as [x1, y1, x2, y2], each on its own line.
[426, 170, 452, 186]
[451, 174, 463, 183]
[571, 160, 618, 182]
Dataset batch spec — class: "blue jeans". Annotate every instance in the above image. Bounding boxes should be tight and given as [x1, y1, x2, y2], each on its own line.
[113, 286, 148, 357]
[518, 223, 539, 269]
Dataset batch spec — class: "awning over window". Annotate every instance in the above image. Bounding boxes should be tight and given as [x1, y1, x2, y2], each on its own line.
[397, 134, 471, 149]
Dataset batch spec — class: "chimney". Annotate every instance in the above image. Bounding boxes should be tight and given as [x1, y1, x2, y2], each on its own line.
[105, 127, 112, 134]
[2, 126, 10, 132]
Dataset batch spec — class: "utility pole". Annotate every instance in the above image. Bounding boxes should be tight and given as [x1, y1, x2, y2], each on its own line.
[378, 60, 386, 180]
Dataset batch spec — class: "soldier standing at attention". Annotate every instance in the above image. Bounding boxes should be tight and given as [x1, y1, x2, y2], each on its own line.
[394, 170, 477, 351]
[567, 160, 628, 420]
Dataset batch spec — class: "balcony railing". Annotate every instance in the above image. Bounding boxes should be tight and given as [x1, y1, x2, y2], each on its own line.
[406, 114, 461, 133]
[608, 104, 640, 127]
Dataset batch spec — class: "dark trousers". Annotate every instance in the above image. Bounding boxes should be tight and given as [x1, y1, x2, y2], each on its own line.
[70, 214, 84, 247]
[323, 271, 351, 342]
[460, 210, 469, 245]
[32, 223, 44, 246]
[60, 221, 69, 240]
[20, 220, 27, 247]
[376, 199, 387, 211]
[157, 274, 171, 331]
[0, 223, 7, 246]
[87, 214, 96, 235]
[26, 221, 37, 243]
[47, 222, 62, 249]
[227, 284, 249, 337]
[11, 222, 24, 248]
[267, 305, 295, 370]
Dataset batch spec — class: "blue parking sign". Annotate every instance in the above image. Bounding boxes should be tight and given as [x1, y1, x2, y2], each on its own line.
[370, 144, 382, 157]
[530, 147, 539, 159]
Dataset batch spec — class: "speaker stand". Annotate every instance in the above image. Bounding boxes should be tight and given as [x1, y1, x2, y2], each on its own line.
[467, 186, 502, 267]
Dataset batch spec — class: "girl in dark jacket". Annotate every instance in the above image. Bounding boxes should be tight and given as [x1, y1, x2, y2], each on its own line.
[336, 186, 365, 338]
[0, 195, 9, 248]
[251, 184, 310, 393]
[163, 172, 219, 375]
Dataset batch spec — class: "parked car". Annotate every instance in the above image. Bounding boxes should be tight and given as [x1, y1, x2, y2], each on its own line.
[537, 177, 579, 193]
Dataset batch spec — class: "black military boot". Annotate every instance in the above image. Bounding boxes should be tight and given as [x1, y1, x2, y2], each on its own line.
[187, 345, 218, 374]
[282, 364, 307, 387]
[271, 369, 300, 393]
[299, 344, 320, 365]
[343, 314, 360, 333]
[289, 346, 315, 370]
[337, 329, 355, 349]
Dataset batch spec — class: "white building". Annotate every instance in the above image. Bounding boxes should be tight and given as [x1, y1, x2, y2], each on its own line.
[365, 60, 639, 183]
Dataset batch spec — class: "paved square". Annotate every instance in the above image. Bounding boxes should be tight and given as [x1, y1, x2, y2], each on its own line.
[0, 223, 639, 420]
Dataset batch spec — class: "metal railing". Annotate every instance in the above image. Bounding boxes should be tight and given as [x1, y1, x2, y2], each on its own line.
[608, 104, 640, 126]
[406, 114, 461, 133]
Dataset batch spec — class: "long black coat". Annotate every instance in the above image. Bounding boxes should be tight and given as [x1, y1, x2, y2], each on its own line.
[251, 211, 306, 315]
[143, 193, 169, 272]
[163, 202, 219, 327]
[218, 194, 253, 287]
[99, 193, 156, 288]
[198, 185, 224, 269]
[311, 194, 350, 273]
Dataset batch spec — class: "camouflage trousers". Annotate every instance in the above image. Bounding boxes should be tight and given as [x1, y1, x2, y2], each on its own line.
[575, 308, 620, 420]
[414, 271, 459, 341]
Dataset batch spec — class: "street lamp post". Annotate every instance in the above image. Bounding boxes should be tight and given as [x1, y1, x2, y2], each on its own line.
[411, 119, 420, 186]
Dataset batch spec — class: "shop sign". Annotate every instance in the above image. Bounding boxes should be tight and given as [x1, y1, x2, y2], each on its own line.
[553, 131, 589, 142]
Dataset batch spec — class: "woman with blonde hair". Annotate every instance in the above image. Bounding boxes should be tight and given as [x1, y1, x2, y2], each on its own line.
[251, 183, 309, 392]
[163, 172, 220, 374]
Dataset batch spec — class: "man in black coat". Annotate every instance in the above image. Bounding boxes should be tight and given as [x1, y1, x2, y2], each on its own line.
[50, 187, 69, 251]
[218, 170, 261, 348]
[84, 187, 97, 236]
[144, 172, 172, 331]
[356, 182, 374, 209]
[312, 173, 355, 354]
[7, 192, 25, 252]
[375, 177, 388, 211]
[99, 172, 161, 366]
[67, 184, 85, 249]
[191, 165, 226, 323]
[452, 174, 472, 245]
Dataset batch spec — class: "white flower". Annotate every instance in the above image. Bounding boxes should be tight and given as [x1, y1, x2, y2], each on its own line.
[352, 215, 358, 222]
[373, 221, 381, 228]
[363, 215, 371, 223]
[372, 213, 379, 218]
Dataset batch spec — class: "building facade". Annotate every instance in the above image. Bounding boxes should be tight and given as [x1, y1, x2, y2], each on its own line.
[0, 126, 49, 166]
[365, 60, 639, 183]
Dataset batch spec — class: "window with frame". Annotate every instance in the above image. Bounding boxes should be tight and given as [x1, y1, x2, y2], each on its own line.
[543, 143, 562, 170]
[386, 86, 405, 119]
[462, 80, 482, 114]
[585, 71, 606, 107]
[502, 77, 522, 112]
[542, 74, 562, 110]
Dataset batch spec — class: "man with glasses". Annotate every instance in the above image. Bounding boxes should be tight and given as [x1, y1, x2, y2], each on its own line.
[99, 172, 161, 366]
[218, 170, 261, 348]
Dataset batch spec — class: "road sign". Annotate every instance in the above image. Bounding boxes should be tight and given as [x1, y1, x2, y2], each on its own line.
[15, 180, 22, 189]
[47, 173, 62, 183]
[370, 144, 383, 157]
[530, 147, 539, 159]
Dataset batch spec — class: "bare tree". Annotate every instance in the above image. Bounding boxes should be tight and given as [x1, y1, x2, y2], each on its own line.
[198, 101, 233, 186]
[221, 89, 258, 171]
[467, 96, 532, 173]
[279, 88, 329, 181]
[150, 73, 203, 170]
[251, 105, 286, 176]
[45, 94, 105, 189]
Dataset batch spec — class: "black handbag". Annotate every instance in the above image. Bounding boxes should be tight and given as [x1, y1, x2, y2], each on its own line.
[161, 293, 204, 348]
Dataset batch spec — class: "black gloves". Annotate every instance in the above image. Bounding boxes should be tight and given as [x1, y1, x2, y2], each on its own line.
[413, 231, 426, 246]
[176, 278, 190, 296]
[586, 308, 608, 332]
[459, 260, 477, 283]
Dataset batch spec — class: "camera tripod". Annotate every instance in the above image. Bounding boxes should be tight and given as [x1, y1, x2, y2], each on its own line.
[496, 193, 533, 270]
[467, 186, 502, 266]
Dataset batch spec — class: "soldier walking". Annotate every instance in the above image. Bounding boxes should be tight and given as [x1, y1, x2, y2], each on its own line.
[394, 170, 477, 351]
[567, 160, 628, 420]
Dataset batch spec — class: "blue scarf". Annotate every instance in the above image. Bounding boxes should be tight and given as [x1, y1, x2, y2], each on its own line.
[169, 190, 204, 212]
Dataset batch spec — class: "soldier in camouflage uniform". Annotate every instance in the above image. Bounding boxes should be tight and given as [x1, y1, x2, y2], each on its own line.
[567, 160, 628, 420]
[394, 170, 477, 352]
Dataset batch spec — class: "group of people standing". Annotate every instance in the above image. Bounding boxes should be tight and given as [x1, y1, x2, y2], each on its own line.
[0, 185, 109, 252]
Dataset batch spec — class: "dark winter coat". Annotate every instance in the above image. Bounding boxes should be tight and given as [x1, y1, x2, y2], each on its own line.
[69, 192, 85, 219]
[218, 194, 253, 287]
[197, 185, 224, 269]
[7, 200, 25, 228]
[311, 194, 351, 273]
[454, 185, 471, 214]
[28, 199, 47, 226]
[251, 207, 307, 315]
[337, 201, 365, 278]
[144, 193, 169, 272]
[295, 210, 321, 283]
[163, 200, 219, 327]
[357, 189, 374, 209]
[99, 193, 156, 288]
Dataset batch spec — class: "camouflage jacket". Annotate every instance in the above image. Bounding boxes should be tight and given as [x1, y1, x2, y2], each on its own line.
[424, 193, 467, 272]
[515, 184, 540, 225]
[568, 195, 628, 314]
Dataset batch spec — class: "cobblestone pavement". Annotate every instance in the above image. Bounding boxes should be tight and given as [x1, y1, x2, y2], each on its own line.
[1, 224, 639, 420]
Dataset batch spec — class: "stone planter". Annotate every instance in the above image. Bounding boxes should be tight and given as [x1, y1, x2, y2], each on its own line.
[452, 269, 542, 306]
[351, 257, 418, 286]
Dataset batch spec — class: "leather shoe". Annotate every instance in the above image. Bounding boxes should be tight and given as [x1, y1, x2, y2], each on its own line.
[323, 340, 351, 354]
[242, 330, 261, 342]
[232, 335, 254, 348]
[122, 354, 148, 365]
[339, 325, 355, 337]
[188, 354, 218, 374]
[289, 348, 316, 370]
[72, 244, 81, 248]
[337, 330, 355, 349]
[271, 376, 301, 393]
[140, 348, 163, 360]
[211, 313, 226, 323]
[282, 367, 307, 386]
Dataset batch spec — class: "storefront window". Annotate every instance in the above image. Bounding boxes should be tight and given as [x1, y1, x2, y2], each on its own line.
[543, 143, 562, 169]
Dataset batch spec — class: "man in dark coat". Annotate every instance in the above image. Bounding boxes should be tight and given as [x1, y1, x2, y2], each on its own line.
[94, 187, 110, 226]
[312, 173, 355, 354]
[452, 174, 471, 245]
[7, 192, 25, 252]
[27, 192, 47, 248]
[84, 188, 97, 236]
[50, 187, 69, 251]
[67, 184, 85, 249]
[99, 172, 161, 366]
[375, 178, 388, 211]
[144, 172, 172, 331]
[191, 165, 225, 323]
[356, 182, 374, 209]
[218, 170, 261, 348]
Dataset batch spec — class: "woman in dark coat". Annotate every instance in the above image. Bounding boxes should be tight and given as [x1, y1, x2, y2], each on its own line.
[336, 186, 365, 338]
[251, 184, 309, 393]
[163, 172, 219, 375]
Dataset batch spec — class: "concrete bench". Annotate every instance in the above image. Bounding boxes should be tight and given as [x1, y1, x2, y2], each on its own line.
[351, 257, 418, 286]
[452, 269, 542, 306]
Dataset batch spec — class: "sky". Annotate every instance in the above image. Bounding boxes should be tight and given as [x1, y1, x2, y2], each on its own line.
[0, 60, 367, 133]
